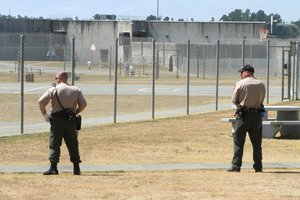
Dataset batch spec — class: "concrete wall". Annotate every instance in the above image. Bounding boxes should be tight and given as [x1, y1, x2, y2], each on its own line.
[0, 19, 294, 75]
[0, 19, 73, 33]
[135, 21, 265, 43]
[0, 19, 69, 61]
[128, 21, 294, 76]
[65, 20, 118, 65]
[117, 21, 133, 62]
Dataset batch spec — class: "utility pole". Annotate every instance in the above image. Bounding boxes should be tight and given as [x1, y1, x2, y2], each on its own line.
[157, 0, 159, 20]
[270, 15, 278, 35]
[271, 15, 274, 34]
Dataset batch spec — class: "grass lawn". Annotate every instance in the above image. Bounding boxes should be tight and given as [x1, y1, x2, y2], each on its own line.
[1, 108, 300, 199]
[0, 64, 298, 199]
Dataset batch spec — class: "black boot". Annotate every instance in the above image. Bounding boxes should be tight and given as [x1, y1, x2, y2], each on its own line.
[73, 163, 81, 175]
[227, 167, 240, 172]
[43, 163, 59, 175]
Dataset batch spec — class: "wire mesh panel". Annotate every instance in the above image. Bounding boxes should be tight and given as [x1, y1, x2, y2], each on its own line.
[0, 32, 298, 136]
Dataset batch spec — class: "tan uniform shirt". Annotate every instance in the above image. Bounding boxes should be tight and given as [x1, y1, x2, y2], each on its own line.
[38, 83, 87, 114]
[232, 76, 265, 109]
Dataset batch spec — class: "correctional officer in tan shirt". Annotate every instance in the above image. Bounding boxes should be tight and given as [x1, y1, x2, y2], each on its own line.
[228, 65, 266, 173]
[39, 71, 87, 175]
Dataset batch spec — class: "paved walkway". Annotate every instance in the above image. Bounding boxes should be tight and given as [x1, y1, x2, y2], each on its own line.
[0, 103, 233, 137]
[1, 162, 300, 173]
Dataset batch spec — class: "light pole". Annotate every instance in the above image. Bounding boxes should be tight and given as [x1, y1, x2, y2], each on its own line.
[270, 15, 278, 35]
[271, 15, 274, 34]
[157, 0, 159, 20]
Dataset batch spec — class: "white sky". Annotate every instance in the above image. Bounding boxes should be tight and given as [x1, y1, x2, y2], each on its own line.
[1, 0, 299, 22]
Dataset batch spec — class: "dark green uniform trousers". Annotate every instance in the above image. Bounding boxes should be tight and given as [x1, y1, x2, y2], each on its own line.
[49, 116, 81, 164]
[231, 112, 262, 170]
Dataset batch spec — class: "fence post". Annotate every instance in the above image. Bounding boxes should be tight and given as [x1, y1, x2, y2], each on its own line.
[114, 38, 118, 123]
[216, 40, 220, 111]
[152, 39, 156, 119]
[288, 47, 292, 101]
[291, 41, 297, 100]
[20, 34, 24, 134]
[266, 40, 270, 104]
[176, 49, 179, 78]
[63, 45, 66, 71]
[156, 48, 159, 80]
[196, 47, 200, 78]
[242, 38, 246, 66]
[109, 46, 112, 82]
[296, 42, 300, 100]
[203, 43, 206, 79]
[186, 40, 190, 115]
[71, 36, 75, 86]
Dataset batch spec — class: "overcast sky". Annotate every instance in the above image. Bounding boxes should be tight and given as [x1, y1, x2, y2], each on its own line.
[1, 0, 299, 22]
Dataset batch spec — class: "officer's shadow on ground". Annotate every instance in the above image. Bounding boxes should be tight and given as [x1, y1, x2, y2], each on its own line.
[82, 171, 126, 176]
[264, 170, 300, 174]
[81, 170, 300, 175]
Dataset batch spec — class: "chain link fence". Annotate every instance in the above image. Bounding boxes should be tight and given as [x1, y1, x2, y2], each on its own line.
[0, 33, 298, 135]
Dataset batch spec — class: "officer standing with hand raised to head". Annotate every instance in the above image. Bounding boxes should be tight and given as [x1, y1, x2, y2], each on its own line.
[38, 71, 87, 175]
[228, 65, 266, 173]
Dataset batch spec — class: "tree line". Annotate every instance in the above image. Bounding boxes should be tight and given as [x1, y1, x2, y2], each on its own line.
[219, 9, 300, 38]
[220, 9, 282, 23]
[1, 9, 298, 24]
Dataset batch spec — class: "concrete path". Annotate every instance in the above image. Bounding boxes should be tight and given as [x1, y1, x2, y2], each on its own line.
[0, 77, 282, 137]
[1, 162, 300, 173]
[0, 103, 233, 137]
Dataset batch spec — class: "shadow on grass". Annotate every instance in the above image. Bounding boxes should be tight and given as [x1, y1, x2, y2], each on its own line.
[265, 171, 300, 174]
[82, 171, 126, 176]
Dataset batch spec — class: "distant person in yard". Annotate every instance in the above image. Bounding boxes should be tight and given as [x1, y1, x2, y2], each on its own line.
[125, 63, 129, 76]
[129, 65, 135, 76]
[228, 65, 266, 173]
[87, 60, 92, 70]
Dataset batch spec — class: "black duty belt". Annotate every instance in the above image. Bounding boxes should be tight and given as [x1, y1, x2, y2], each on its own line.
[51, 110, 75, 120]
[245, 108, 260, 113]
[51, 111, 67, 117]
